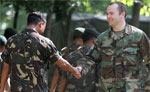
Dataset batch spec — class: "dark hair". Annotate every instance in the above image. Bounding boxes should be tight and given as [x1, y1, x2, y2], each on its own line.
[109, 2, 127, 17]
[27, 12, 46, 25]
[0, 35, 7, 48]
[82, 28, 99, 43]
[4, 28, 17, 39]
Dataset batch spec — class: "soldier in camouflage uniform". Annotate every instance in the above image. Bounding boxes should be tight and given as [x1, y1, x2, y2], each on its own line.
[92, 2, 150, 92]
[50, 27, 85, 92]
[63, 28, 100, 92]
[0, 35, 10, 92]
[0, 35, 7, 83]
[0, 12, 81, 92]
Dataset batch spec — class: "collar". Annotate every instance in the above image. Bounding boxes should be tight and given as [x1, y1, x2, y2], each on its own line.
[80, 45, 94, 55]
[22, 28, 38, 34]
[124, 24, 132, 35]
[109, 24, 132, 40]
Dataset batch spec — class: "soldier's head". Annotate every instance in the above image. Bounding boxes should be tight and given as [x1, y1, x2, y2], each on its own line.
[27, 12, 47, 34]
[73, 27, 85, 46]
[4, 28, 17, 39]
[82, 28, 99, 47]
[0, 35, 7, 52]
[107, 2, 127, 27]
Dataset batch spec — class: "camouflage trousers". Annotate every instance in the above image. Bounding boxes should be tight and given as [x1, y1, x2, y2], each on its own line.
[64, 84, 98, 92]
[144, 74, 150, 92]
[98, 78, 145, 92]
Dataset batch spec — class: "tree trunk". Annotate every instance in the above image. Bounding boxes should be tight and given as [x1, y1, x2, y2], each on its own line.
[66, 8, 74, 46]
[44, 0, 55, 38]
[44, 13, 53, 38]
[13, 8, 19, 29]
[131, 1, 142, 27]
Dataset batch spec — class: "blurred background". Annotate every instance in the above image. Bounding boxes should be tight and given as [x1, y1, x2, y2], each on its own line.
[0, 0, 150, 50]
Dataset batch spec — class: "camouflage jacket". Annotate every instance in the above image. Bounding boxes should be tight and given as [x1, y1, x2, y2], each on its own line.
[55, 42, 81, 73]
[2, 28, 61, 92]
[93, 24, 150, 92]
[64, 45, 98, 92]
[48, 42, 81, 89]
[61, 42, 81, 59]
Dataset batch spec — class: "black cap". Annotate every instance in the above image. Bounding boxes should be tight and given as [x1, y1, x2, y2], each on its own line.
[84, 28, 100, 37]
[82, 28, 100, 42]
[0, 35, 7, 47]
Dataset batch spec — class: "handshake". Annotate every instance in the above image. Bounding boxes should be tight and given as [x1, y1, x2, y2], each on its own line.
[72, 66, 82, 79]
[56, 57, 82, 79]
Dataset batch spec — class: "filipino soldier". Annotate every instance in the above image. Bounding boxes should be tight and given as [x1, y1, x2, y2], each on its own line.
[63, 28, 100, 92]
[50, 27, 85, 92]
[0, 12, 81, 92]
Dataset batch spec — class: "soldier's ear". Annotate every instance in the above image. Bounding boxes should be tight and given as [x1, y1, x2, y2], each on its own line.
[121, 12, 126, 18]
[38, 22, 43, 28]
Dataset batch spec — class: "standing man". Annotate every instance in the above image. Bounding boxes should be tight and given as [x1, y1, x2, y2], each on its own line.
[0, 12, 81, 92]
[0, 35, 10, 92]
[50, 27, 85, 92]
[93, 2, 150, 92]
[63, 28, 100, 92]
[0, 35, 7, 82]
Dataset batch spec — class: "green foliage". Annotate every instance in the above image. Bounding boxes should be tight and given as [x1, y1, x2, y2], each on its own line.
[0, 0, 149, 34]
[0, 0, 53, 33]
[73, 0, 111, 15]
[140, 0, 150, 16]
[2, 0, 52, 13]
[111, 0, 150, 16]
[0, 3, 14, 34]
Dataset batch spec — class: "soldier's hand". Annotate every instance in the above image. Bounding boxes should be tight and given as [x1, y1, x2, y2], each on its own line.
[76, 66, 82, 73]
[72, 66, 82, 79]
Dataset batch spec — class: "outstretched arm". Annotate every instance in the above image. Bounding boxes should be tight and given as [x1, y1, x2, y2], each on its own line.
[55, 57, 82, 79]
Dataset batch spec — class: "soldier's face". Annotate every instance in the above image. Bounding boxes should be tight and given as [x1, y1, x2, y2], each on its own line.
[106, 4, 122, 27]
[41, 23, 46, 33]
[38, 22, 46, 34]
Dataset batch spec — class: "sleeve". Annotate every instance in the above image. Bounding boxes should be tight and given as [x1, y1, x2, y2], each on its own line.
[77, 57, 95, 75]
[47, 40, 61, 63]
[1, 42, 11, 64]
[139, 33, 150, 64]
[91, 42, 101, 62]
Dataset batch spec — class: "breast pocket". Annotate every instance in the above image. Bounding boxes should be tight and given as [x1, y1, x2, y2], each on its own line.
[122, 45, 140, 66]
[101, 47, 114, 56]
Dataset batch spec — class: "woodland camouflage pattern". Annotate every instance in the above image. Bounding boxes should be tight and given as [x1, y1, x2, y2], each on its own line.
[2, 28, 61, 92]
[93, 24, 150, 92]
[59, 42, 81, 76]
[64, 45, 98, 92]
[51, 42, 81, 92]
[61, 42, 81, 59]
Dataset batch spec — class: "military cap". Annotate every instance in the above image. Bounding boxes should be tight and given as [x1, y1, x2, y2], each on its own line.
[82, 28, 100, 42]
[73, 27, 85, 40]
[0, 35, 7, 47]
[84, 28, 100, 37]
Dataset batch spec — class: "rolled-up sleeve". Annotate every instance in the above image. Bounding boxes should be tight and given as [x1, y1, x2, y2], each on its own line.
[1, 44, 10, 64]
[47, 40, 61, 63]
